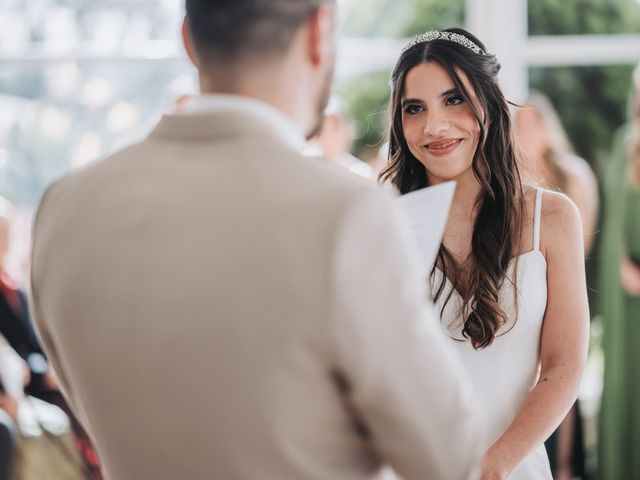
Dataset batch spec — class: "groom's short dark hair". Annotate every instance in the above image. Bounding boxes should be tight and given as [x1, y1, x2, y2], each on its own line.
[185, 0, 333, 66]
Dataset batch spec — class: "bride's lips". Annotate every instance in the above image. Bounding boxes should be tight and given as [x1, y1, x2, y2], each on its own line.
[424, 138, 463, 156]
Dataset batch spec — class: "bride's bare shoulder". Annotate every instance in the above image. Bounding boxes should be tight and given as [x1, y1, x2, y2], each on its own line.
[537, 187, 582, 258]
[519, 184, 581, 256]
[520, 183, 575, 215]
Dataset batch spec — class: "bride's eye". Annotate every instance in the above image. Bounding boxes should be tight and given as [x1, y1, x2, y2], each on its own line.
[404, 104, 424, 115]
[446, 96, 464, 106]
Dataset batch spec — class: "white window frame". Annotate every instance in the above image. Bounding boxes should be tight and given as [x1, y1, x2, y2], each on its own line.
[2, 0, 640, 100]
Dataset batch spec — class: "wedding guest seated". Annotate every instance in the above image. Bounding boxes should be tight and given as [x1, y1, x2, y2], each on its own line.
[0, 197, 103, 479]
[0, 333, 30, 480]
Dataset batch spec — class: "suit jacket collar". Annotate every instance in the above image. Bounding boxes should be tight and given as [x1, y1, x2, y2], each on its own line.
[148, 94, 306, 152]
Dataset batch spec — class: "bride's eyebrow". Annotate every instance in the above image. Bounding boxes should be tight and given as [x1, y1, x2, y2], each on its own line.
[402, 87, 461, 105]
[401, 98, 424, 107]
[440, 87, 461, 98]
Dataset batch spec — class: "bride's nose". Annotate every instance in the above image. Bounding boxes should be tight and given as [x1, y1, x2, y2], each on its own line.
[423, 109, 451, 136]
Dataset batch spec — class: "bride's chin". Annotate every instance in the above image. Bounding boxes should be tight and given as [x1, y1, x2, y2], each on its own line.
[425, 170, 461, 182]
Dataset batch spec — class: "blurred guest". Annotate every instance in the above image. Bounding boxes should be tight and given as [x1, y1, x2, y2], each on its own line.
[0, 394, 16, 480]
[598, 64, 640, 480]
[0, 199, 49, 394]
[306, 99, 374, 179]
[0, 197, 102, 479]
[514, 93, 598, 480]
[515, 92, 598, 254]
[0, 335, 25, 480]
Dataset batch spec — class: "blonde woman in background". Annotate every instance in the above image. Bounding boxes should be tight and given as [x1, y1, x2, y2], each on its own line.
[514, 93, 599, 255]
[514, 93, 598, 480]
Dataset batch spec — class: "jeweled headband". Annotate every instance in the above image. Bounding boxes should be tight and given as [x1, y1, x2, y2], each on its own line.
[401, 30, 486, 56]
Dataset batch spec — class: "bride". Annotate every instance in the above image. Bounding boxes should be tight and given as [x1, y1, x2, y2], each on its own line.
[380, 28, 590, 479]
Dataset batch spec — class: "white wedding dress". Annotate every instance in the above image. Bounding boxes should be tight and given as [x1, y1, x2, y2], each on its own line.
[433, 188, 552, 479]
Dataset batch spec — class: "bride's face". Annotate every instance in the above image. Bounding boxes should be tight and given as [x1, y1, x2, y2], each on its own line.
[401, 61, 482, 185]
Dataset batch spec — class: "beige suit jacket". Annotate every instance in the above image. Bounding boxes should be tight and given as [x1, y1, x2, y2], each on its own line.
[30, 106, 483, 480]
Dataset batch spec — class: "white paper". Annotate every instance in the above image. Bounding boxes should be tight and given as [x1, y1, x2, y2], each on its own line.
[395, 181, 456, 272]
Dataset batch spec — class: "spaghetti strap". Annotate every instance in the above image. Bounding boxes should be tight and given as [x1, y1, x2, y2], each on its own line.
[533, 188, 543, 251]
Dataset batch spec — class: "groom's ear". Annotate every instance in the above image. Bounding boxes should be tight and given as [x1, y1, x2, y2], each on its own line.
[182, 16, 199, 68]
[304, 4, 337, 68]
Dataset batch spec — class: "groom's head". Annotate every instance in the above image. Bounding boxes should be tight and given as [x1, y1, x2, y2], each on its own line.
[183, 0, 337, 138]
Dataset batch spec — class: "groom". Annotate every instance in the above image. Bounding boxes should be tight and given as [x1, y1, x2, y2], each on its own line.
[30, 1, 483, 478]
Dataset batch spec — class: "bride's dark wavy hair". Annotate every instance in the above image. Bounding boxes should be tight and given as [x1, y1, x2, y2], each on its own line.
[379, 27, 525, 349]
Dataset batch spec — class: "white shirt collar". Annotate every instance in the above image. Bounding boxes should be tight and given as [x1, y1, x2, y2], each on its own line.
[182, 94, 306, 152]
